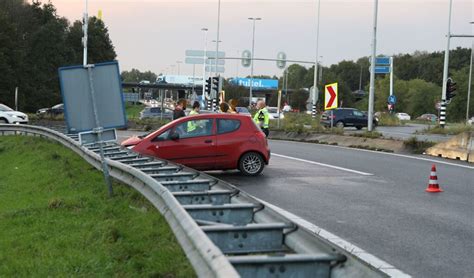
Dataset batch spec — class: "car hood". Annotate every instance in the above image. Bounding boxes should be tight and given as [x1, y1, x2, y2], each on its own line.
[121, 135, 143, 147]
[3, 111, 27, 117]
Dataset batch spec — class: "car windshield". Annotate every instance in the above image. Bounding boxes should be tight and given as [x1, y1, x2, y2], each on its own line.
[0, 104, 13, 112]
[267, 108, 278, 113]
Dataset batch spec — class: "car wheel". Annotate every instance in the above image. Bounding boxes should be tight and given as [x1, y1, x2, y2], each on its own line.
[356, 126, 363, 130]
[239, 152, 264, 176]
[0, 118, 8, 124]
[336, 121, 344, 128]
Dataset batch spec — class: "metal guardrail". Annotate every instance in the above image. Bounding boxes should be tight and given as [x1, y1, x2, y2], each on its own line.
[0, 124, 410, 278]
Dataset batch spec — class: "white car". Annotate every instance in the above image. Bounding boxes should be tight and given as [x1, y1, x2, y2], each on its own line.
[468, 117, 474, 125]
[0, 103, 29, 124]
[395, 112, 411, 121]
[267, 107, 284, 119]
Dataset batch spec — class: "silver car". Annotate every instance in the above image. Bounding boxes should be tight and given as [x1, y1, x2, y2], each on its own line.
[139, 107, 173, 120]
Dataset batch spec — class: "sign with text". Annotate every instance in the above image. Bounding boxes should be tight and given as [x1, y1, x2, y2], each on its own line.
[324, 82, 338, 110]
[229, 78, 278, 90]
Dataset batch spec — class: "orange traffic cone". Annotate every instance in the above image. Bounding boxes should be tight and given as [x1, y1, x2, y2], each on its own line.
[426, 164, 443, 193]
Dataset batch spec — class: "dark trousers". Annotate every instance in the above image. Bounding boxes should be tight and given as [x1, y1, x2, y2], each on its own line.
[261, 128, 269, 137]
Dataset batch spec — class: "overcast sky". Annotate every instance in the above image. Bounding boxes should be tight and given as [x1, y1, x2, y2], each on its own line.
[51, 0, 473, 78]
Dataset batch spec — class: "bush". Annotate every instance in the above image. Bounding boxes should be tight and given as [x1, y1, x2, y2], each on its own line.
[270, 112, 344, 135]
[377, 113, 402, 126]
[403, 137, 436, 154]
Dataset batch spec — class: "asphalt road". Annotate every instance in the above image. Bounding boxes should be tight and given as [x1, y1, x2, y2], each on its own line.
[210, 140, 474, 278]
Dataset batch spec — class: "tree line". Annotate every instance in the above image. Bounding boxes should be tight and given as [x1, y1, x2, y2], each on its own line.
[0, 0, 116, 112]
[272, 47, 471, 121]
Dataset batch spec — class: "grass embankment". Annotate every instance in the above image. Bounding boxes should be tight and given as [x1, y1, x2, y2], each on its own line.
[125, 103, 145, 120]
[0, 136, 194, 277]
[419, 123, 474, 135]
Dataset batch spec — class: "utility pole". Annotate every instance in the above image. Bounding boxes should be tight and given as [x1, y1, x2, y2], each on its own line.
[368, 0, 378, 132]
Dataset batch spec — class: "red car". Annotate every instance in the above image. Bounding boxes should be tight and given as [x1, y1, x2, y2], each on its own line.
[122, 113, 270, 176]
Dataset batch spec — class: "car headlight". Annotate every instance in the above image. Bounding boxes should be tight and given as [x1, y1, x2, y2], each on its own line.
[126, 145, 134, 150]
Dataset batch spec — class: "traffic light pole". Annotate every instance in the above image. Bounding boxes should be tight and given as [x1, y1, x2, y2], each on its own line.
[440, 0, 452, 128]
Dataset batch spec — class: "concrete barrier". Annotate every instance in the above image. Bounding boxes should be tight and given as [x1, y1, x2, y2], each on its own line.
[425, 132, 473, 162]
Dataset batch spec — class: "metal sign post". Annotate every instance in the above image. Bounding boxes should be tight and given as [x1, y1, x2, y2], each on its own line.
[14, 87, 18, 111]
[277, 90, 282, 129]
[86, 65, 114, 197]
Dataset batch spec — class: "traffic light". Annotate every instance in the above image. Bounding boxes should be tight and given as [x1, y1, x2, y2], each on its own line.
[446, 77, 457, 101]
[211, 76, 220, 98]
[205, 77, 212, 96]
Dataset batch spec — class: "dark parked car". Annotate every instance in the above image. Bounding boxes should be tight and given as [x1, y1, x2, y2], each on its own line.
[320, 108, 377, 129]
[36, 103, 64, 117]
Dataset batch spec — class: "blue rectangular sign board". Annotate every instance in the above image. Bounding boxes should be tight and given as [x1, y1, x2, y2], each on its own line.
[375, 57, 391, 65]
[230, 78, 278, 90]
[58, 61, 127, 133]
[374, 66, 390, 74]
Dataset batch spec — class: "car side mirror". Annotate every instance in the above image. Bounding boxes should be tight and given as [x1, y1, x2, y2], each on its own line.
[170, 132, 179, 141]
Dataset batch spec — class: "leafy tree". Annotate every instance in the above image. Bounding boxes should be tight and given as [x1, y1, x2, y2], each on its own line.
[0, 0, 117, 112]
[67, 16, 116, 65]
[121, 69, 157, 83]
[447, 67, 472, 121]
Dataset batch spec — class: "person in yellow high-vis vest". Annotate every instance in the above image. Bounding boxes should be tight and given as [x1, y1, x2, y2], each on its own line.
[187, 101, 200, 132]
[253, 100, 270, 137]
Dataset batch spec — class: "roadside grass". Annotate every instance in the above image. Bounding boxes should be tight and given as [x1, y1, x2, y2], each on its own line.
[0, 136, 194, 277]
[377, 113, 402, 126]
[126, 103, 145, 120]
[269, 113, 344, 135]
[403, 136, 436, 154]
[419, 123, 474, 135]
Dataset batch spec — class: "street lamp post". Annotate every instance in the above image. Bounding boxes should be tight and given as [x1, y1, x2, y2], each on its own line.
[82, 0, 89, 66]
[312, 0, 321, 119]
[176, 61, 182, 75]
[215, 0, 221, 79]
[319, 56, 323, 84]
[466, 21, 473, 122]
[211, 40, 222, 73]
[201, 28, 208, 101]
[248, 17, 262, 107]
[368, 0, 378, 132]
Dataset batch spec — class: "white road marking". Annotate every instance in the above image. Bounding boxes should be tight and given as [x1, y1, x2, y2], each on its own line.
[271, 140, 474, 170]
[272, 153, 373, 176]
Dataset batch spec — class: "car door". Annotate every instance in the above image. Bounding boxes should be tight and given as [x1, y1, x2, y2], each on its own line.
[149, 118, 217, 170]
[352, 110, 367, 126]
[215, 118, 243, 169]
[342, 110, 356, 126]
